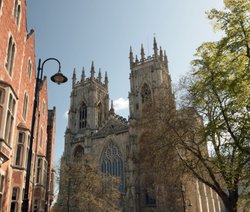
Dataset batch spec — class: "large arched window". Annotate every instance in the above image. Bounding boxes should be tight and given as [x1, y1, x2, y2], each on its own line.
[79, 102, 87, 129]
[97, 103, 102, 128]
[101, 142, 124, 192]
[141, 83, 151, 103]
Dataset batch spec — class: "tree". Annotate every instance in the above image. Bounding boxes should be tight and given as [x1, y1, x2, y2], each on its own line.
[177, 0, 250, 211]
[138, 1, 250, 211]
[135, 86, 188, 211]
[55, 155, 120, 212]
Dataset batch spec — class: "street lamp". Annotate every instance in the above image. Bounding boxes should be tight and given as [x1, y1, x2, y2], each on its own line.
[22, 58, 67, 212]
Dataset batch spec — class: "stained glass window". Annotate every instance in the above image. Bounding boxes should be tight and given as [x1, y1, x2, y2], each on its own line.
[101, 142, 125, 192]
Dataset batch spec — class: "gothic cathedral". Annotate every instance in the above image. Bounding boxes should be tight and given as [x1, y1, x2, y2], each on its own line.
[59, 38, 222, 212]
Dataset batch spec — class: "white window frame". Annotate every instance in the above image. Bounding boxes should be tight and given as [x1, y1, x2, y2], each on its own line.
[14, 131, 24, 167]
[4, 90, 16, 146]
[5, 34, 16, 77]
[39, 127, 43, 147]
[36, 158, 42, 184]
[35, 157, 47, 187]
[27, 58, 32, 80]
[22, 92, 28, 120]
[0, 0, 3, 16]
[0, 87, 5, 135]
[13, 0, 21, 27]
[42, 100, 46, 115]
[10, 187, 19, 212]
[0, 170, 5, 210]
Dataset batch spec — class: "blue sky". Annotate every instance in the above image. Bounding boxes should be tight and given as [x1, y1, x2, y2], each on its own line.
[27, 0, 224, 164]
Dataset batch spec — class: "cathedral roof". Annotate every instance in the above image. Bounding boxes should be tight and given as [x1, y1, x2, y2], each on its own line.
[92, 114, 129, 138]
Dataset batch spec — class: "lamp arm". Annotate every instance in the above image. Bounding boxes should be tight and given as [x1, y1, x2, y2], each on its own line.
[39, 58, 62, 79]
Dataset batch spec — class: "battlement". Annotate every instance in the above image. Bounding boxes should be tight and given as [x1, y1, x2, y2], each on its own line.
[71, 61, 108, 89]
[129, 37, 169, 70]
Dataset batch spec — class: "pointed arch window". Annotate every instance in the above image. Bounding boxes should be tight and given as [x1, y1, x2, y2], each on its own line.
[79, 103, 87, 129]
[141, 83, 151, 103]
[101, 142, 125, 192]
[97, 103, 102, 128]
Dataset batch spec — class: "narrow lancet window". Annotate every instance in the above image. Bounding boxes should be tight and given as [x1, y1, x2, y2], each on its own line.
[141, 83, 151, 103]
[97, 103, 102, 128]
[79, 103, 87, 129]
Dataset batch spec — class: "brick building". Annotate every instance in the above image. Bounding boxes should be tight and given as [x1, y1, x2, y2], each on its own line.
[0, 0, 56, 211]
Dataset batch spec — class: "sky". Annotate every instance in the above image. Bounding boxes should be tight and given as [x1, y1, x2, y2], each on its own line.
[26, 0, 224, 165]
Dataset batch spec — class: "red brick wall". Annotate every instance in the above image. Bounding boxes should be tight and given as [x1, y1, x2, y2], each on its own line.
[0, 0, 53, 211]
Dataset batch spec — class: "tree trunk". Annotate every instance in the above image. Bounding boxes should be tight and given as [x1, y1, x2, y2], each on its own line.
[222, 191, 238, 212]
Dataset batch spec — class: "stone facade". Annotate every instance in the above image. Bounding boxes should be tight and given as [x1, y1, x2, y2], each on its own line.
[60, 39, 223, 211]
[0, 1, 56, 211]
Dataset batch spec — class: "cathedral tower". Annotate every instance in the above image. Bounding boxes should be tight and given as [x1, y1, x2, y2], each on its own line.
[59, 38, 222, 212]
[126, 38, 177, 211]
[129, 37, 175, 120]
[64, 62, 109, 158]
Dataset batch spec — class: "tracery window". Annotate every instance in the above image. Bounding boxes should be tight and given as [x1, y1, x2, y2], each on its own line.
[101, 142, 125, 192]
[79, 102, 87, 129]
[141, 83, 151, 103]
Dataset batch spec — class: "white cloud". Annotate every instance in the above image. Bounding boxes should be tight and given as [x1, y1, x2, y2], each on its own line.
[64, 111, 68, 119]
[113, 97, 129, 111]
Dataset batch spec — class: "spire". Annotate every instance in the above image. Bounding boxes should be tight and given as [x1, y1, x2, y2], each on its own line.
[98, 68, 102, 82]
[129, 46, 134, 68]
[91, 61, 95, 80]
[153, 36, 158, 58]
[141, 44, 145, 62]
[110, 100, 115, 115]
[72, 68, 76, 88]
[159, 46, 163, 61]
[81, 66, 85, 82]
[135, 55, 139, 64]
[105, 71, 108, 88]
[164, 50, 169, 70]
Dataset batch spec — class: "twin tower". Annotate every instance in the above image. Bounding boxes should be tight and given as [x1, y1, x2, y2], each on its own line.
[66, 37, 173, 135]
[61, 38, 177, 211]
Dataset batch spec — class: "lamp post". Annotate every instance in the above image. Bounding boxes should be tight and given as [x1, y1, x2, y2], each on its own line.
[22, 58, 67, 212]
